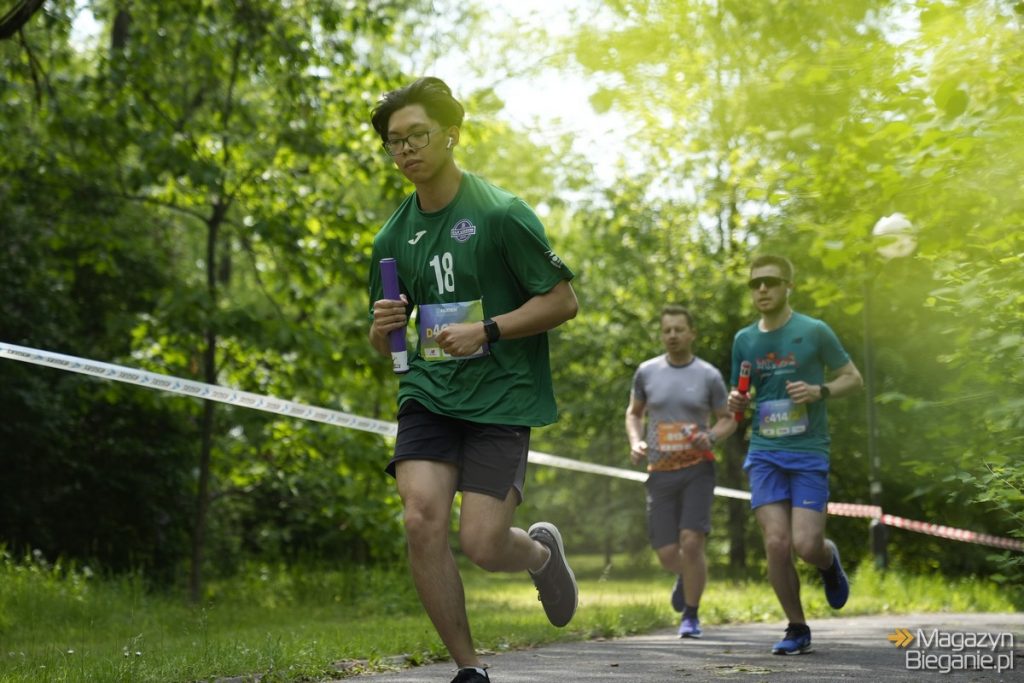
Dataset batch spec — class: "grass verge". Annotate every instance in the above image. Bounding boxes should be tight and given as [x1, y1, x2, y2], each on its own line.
[0, 550, 1017, 682]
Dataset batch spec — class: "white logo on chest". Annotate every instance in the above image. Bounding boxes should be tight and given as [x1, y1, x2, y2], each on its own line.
[450, 219, 477, 243]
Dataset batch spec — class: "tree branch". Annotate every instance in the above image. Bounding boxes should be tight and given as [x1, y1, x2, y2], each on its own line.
[108, 191, 217, 224]
[0, 0, 45, 40]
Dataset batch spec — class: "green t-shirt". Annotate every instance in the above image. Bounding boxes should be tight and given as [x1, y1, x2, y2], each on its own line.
[368, 172, 575, 426]
[730, 312, 851, 456]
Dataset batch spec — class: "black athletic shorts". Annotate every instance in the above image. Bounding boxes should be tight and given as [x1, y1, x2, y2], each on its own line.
[386, 399, 531, 503]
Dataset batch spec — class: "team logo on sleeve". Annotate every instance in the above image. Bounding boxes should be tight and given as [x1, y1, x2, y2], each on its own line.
[450, 219, 477, 243]
[545, 250, 565, 268]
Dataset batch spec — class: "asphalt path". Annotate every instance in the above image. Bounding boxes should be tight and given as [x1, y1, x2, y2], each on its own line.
[355, 612, 1023, 682]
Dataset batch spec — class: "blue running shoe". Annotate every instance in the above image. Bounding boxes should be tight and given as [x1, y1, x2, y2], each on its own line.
[820, 539, 850, 609]
[678, 615, 702, 639]
[772, 624, 812, 655]
[670, 575, 685, 612]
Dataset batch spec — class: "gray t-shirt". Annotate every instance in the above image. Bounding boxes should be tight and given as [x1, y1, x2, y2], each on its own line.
[631, 354, 728, 472]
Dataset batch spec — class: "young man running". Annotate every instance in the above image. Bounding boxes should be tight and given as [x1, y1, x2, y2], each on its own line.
[367, 77, 579, 683]
[728, 254, 862, 655]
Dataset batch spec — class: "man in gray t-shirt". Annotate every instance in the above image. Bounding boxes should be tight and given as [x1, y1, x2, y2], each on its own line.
[625, 305, 736, 639]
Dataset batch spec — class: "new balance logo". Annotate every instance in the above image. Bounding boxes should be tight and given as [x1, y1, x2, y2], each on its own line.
[408, 230, 427, 245]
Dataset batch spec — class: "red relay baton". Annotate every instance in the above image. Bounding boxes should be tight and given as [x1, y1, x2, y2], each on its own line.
[734, 360, 751, 422]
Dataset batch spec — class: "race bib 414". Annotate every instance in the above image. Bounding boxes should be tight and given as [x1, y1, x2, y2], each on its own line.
[757, 398, 809, 437]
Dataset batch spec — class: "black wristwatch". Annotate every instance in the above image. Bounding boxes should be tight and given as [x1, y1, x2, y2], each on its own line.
[483, 318, 501, 344]
[819, 384, 831, 400]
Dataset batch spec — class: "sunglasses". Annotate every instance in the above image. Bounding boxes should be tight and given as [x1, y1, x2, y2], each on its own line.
[747, 276, 789, 290]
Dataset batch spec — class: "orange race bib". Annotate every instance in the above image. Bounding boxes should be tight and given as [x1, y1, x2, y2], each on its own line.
[657, 421, 698, 451]
[650, 422, 712, 472]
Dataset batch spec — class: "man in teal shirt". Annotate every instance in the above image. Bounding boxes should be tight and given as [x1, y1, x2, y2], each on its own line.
[368, 77, 578, 683]
[728, 254, 863, 655]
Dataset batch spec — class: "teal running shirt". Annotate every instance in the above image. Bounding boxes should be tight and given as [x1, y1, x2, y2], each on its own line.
[368, 172, 574, 426]
[730, 313, 851, 457]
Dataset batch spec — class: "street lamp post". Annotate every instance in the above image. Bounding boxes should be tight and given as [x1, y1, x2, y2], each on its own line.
[864, 213, 916, 570]
[862, 277, 885, 568]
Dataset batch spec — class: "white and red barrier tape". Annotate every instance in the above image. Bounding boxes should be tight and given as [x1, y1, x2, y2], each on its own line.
[826, 502, 883, 518]
[880, 514, 1024, 552]
[2, 342, 1021, 553]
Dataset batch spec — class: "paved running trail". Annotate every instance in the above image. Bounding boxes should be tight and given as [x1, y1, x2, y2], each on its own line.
[353, 613, 1023, 682]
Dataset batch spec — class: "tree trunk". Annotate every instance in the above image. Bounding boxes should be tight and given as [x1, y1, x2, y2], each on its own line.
[110, 6, 132, 51]
[724, 434, 749, 573]
[188, 200, 227, 603]
[719, 173, 751, 575]
[189, 382, 216, 603]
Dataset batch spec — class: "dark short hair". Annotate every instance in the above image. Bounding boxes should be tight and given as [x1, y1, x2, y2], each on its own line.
[750, 254, 794, 282]
[370, 77, 465, 141]
[660, 304, 694, 328]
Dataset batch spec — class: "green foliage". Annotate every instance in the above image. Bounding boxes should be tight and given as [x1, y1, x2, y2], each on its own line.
[2, 0, 1022, 595]
[0, 99, 196, 578]
[0, 0, 422, 577]
[522, 172, 755, 562]
[536, 0, 1024, 581]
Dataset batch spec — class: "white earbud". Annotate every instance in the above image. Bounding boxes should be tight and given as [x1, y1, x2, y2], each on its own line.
[446, 137, 453, 150]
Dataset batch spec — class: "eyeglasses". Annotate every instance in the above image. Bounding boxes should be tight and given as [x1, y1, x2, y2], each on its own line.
[747, 276, 789, 290]
[382, 127, 442, 156]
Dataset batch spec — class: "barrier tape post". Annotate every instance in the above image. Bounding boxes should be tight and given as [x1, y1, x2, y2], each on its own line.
[2, 342, 1021, 553]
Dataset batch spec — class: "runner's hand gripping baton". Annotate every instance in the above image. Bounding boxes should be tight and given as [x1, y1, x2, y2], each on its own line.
[379, 258, 409, 374]
[734, 360, 751, 422]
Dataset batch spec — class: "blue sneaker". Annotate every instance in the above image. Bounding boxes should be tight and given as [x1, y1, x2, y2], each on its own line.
[820, 539, 850, 609]
[670, 575, 685, 612]
[772, 624, 812, 655]
[678, 615, 702, 639]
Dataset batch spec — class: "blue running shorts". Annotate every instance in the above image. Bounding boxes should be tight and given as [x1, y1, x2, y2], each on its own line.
[744, 450, 829, 512]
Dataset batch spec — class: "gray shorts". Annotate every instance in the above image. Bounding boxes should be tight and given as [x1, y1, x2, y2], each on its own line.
[387, 399, 530, 503]
[645, 460, 716, 549]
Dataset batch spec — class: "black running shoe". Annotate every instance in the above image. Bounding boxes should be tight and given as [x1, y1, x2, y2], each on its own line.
[451, 666, 490, 682]
[670, 574, 685, 612]
[528, 522, 578, 627]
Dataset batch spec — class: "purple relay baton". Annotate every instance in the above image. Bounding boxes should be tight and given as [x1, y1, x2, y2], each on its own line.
[379, 258, 409, 374]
